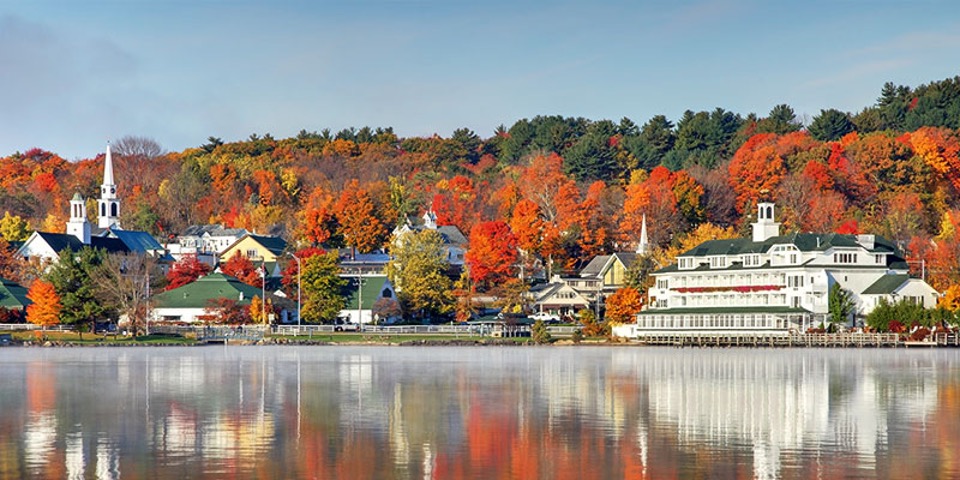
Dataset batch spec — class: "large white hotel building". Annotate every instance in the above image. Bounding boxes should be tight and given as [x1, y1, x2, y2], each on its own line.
[615, 203, 939, 338]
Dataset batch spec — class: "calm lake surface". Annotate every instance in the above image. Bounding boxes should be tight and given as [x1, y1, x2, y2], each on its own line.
[1, 346, 958, 479]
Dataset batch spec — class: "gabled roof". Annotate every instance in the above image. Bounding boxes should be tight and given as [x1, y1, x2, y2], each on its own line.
[436, 226, 467, 246]
[34, 232, 131, 255]
[0, 278, 30, 309]
[680, 233, 898, 258]
[580, 252, 639, 278]
[861, 274, 910, 295]
[181, 225, 250, 237]
[342, 276, 392, 310]
[580, 255, 610, 278]
[104, 229, 164, 253]
[151, 273, 267, 309]
[231, 234, 288, 256]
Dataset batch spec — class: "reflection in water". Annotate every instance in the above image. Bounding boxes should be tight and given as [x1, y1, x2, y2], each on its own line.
[0, 347, 958, 479]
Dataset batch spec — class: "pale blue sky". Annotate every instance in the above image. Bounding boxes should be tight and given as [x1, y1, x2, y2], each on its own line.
[1, 0, 959, 159]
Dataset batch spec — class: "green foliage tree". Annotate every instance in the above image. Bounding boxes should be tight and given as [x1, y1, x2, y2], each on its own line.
[301, 251, 347, 323]
[757, 104, 801, 134]
[386, 230, 453, 321]
[808, 109, 855, 141]
[866, 298, 929, 331]
[46, 247, 109, 337]
[828, 283, 855, 329]
[531, 319, 552, 344]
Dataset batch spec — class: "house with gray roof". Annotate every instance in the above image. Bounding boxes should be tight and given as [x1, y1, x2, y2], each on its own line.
[614, 202, 940, 339]
[392, 209, 468, 266]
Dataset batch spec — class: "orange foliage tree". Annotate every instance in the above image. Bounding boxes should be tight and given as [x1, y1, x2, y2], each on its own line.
[335, 180, 386, 253]
[909, 126, 960, 192]
[728, 133, 786, 214]
[26, 280, 61, 330]
[605, 287, 644, 324]
[465, 221, 518, 291]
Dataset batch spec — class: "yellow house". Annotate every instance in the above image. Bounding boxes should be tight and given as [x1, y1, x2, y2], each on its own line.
[219, 234, 288, 275]
[580, 252, 638, 291]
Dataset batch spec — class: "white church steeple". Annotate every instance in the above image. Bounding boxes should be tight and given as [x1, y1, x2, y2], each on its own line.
[637, 213, 649, 255]
[98, 142, 120, 229]
[66, 192, 91, 244]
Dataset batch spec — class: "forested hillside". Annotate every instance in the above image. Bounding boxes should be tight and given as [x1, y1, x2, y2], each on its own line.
[2, 76, 959, 295]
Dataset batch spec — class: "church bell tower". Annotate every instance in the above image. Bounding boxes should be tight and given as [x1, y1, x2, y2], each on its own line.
[98, 143, 121, 229]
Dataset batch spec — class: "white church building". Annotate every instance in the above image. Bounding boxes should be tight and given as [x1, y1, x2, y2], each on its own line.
[614, 202, 939, 338]
[18, 144, 168, 263]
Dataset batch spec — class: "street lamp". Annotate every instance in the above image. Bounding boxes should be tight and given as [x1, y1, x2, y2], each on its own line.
[287, 252, 302, 334]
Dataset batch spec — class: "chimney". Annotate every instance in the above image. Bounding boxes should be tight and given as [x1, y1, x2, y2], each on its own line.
[751, 202, 780, 242]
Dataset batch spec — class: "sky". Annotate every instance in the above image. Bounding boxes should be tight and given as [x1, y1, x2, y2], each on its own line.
[1, 0, 959, 160]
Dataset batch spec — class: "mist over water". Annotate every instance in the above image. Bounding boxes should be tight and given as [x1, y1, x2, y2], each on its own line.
[0, 346, 957, 479]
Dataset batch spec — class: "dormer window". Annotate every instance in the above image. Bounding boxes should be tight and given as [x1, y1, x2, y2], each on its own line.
[709, 256, 727, 269]
[679, 257, 695, 270]
[743, 254, 761, 267]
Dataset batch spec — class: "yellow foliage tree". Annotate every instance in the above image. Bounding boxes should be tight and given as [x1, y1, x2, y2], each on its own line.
[656, 223, 738, 268]
[249, 295, 264, 324]
[940, 285, 960, 312]
[0, 211, 31, 242]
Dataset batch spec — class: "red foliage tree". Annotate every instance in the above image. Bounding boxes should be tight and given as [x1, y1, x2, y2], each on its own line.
[465, 221, 518, 290]
[165, 254, 212, 290]
[221, 251, 261, 287]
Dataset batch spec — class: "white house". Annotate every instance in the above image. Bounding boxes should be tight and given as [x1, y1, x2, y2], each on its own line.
[392, 209, 468, 266]
[337, 275, 398, 325]
[614, 202, 939, 338]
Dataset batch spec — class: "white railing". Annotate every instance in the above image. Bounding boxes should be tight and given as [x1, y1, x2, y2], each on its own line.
[0, 324, 74, 331]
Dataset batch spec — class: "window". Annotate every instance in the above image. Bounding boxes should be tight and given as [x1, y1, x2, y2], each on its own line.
[875, 254, 884, 264]
[246, 249, 259, 258]
[787, 276, 805, 288]
[657, 279, 668, 290]
[709, 256, 727, 269]
[679, 258, 695, 270]
[833, 253, 858, 264]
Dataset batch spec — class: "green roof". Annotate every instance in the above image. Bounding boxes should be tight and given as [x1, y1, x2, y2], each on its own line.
[0, 278, 29, 309]
[342, 276, 392, 310]
[679, 233, 898, 258]
[639, 306, 811, 316]
[861, 274, 909, 295]
[151, 273, 267, 308]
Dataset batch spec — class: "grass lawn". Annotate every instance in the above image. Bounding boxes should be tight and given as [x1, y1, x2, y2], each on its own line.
[268, 332, 530, 344]
[5, 330, 196, 345]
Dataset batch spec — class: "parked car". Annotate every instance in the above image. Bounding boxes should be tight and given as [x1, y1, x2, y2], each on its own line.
[333, 318, 360, 332]
[529, 311, 560, 323]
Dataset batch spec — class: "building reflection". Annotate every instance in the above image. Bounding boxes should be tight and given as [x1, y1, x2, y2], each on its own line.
[0, 348, 957, 479]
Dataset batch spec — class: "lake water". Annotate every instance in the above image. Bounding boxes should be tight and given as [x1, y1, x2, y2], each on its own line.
[0, 346, 958, 479]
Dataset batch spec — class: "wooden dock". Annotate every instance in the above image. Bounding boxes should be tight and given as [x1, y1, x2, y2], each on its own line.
[637, 333, 907, 348]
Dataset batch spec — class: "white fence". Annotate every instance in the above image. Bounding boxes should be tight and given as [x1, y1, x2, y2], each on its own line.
[0, 324, 74, 331]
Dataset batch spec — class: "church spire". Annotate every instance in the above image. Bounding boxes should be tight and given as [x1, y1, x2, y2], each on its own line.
[637, 213, 649, 255]
[98, 142, 120, 229]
